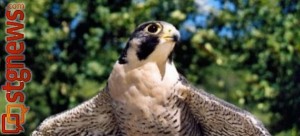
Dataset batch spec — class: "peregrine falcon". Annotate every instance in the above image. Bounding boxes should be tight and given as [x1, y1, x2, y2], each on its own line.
[32, 21, 271, 136]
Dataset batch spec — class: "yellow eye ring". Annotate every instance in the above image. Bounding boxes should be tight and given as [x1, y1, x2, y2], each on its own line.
[145, 23, 162, 34]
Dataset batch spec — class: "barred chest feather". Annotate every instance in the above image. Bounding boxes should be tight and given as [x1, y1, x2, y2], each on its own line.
[108, 62, 202, 136]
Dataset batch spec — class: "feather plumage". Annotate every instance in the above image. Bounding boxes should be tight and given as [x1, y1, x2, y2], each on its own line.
[33, 21, 270, 136]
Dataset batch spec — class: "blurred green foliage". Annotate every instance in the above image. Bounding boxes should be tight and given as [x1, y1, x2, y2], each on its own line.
[0, 0, 299, 135]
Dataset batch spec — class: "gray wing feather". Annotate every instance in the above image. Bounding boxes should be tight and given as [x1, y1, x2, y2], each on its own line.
[32, 87, 120, 136]
[179, 76, 271, 136]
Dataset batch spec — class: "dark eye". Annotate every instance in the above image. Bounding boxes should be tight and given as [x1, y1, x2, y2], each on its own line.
[147, 24, 159, 33]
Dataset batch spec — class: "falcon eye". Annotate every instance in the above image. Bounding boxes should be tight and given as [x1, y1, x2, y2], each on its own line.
[146, 24, 161, 34]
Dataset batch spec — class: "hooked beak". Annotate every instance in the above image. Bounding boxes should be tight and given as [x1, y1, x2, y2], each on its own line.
[162, 33, 180, 42]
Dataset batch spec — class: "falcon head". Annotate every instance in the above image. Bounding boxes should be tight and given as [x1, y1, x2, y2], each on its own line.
[118, 21, 180, 66]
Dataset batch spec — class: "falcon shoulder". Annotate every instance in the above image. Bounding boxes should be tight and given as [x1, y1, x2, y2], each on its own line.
[178, 75, 271, 136]
[32, 87, 120, 136]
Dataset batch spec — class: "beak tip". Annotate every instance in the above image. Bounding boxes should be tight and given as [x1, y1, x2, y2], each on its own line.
[173, 35, 179, 42]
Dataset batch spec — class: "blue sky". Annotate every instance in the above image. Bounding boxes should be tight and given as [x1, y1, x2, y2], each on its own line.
[180, 0, 235, 40]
